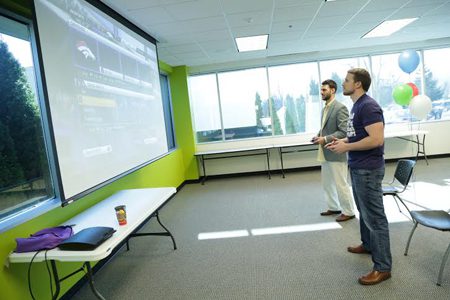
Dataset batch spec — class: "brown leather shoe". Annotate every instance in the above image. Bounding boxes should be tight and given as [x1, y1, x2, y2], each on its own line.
[320, 210, 341, 216]
[347, 244, 371, 254]
[358, 270, 391, 285]
[336, 214, 355, 222]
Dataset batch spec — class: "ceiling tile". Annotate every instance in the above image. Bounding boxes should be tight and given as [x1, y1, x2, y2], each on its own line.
[149, 16, 227, 36]
[308, 14, 356, 30]
[221, 0, 274, 14]
[188, 29, 232, 43]
[164, 0, 222, 21]
[274, 0, 318, 8]
[102, 0, 450, 67]
[273, 4, 320, 22]
[166, 43, 204, 54]
[318, 0, 366, 17]
[271, 20, 311, 34]
[128, 6, 175, 25]
[232, 25, 271, 37]
[225, 10, 273, 28]
[269, 31, 301, 43]
[198, 39, 236, 52]
[175, 51, 207, 59]
[362, 0, 415, 12]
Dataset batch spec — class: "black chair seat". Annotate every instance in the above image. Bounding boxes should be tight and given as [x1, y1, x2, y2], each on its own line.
[410, 210, 450, 231]
[382, 185, 400, 194]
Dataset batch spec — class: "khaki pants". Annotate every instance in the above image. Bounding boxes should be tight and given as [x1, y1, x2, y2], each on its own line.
[321, 161, 355, 216]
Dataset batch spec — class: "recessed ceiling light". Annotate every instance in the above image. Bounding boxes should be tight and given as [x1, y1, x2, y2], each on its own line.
[362, 18, 418, 38]
[235, 34, 268, 52]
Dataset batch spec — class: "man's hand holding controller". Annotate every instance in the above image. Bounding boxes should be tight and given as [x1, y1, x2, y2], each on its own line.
[311, 136, 326, 145]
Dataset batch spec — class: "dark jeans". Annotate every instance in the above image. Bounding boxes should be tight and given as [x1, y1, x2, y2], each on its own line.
[350, 167, 392, 272]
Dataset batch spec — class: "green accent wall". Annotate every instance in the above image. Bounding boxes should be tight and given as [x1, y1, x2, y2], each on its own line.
[0, 150, 188, 299]
[170, 66, 198, 180]
[0, 1, 198, 299]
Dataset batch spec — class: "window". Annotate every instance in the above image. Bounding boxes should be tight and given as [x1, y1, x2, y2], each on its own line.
[371, 53, 421, 124]
[0, 14, 54, 223]
[189, 74, 222, 143]
[189, 48, 450, 145]
[268, 62, 320, 135]
[160, 74, 176, 149]
[423, 48, 450, 121]
[218, 68, 270, 140]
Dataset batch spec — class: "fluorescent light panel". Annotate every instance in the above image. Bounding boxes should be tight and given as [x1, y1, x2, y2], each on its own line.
[235, 34, 268, 52]
[363, 18, 418, 38]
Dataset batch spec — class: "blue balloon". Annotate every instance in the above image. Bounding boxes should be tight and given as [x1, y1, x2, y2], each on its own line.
[398, 50, 420, 73]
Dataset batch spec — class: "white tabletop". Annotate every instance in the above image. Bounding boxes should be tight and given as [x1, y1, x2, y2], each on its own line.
[385, 129, 428, 138]
[9, 187, 176, 263]
[276, 141, 315, 148]
[195, 145, 273, 156]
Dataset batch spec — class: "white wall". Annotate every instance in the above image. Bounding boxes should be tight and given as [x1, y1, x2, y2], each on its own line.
[195, 120, 450, 176]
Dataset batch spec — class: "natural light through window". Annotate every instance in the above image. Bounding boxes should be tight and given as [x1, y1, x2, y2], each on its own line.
[251, 222, 342, 236]
[198, 223, 342, 241]
[198, 230, 249, 240]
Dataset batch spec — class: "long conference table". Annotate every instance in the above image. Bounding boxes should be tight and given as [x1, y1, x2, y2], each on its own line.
[195, 129, 428, 182]
[8, 187, 177, 300]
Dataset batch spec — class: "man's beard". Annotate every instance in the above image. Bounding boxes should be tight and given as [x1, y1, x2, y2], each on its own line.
[322, 94, 330, 101]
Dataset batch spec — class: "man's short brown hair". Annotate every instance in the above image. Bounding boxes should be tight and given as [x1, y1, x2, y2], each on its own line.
[348, 68, 371, 92]
[321, 79, 337, 92]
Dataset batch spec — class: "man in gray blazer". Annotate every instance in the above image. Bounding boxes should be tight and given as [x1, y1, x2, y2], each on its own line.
[312, 79, 355, 222]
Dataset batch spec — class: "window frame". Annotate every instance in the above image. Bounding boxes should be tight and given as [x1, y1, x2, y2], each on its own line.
[0, 8, 60, 233]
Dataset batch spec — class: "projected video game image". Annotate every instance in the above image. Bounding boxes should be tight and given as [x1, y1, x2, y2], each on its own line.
[34, 0, 168, 200]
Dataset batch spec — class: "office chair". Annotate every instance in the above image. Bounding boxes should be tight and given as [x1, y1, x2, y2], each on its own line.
[404, 209, 450, 286]
[382, 159, 416, 216]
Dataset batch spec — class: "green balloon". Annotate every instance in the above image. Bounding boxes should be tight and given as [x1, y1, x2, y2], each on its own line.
[392, 84, 413, 106]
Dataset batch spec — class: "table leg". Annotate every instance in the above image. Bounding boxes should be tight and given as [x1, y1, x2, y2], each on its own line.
[85, 262, 106, 300]
[419, 134, 429, 165]
[48, 261, 88, 300]
[266, 148, 271, 179]
[279, 147, 285, 178]
[156, 211, 177, 250]
[201, 155, 207, 185]
[50, 260, 60, 300]
[129, 211, 177, 250]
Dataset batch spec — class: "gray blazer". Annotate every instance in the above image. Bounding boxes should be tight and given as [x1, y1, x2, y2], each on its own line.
[318, 100, 349, 162]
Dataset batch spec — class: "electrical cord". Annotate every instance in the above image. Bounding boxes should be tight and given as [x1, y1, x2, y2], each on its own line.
[27, 250, 42, 300]
[44, 250, 53, 297]
[28, 250, 56, 300]
[26, 225, 75, 299]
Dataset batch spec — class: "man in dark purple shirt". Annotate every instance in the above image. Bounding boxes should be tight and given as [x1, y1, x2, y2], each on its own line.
[326, 68, 391, 285]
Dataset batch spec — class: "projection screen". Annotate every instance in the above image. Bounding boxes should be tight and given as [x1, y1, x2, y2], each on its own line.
[34, 0, 168, 204]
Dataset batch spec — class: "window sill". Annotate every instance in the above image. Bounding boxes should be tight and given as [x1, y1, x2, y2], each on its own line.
[0, 198, 60, 234]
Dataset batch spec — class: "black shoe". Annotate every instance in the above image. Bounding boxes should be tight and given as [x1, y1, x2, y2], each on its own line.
[320, 210, 341, 216]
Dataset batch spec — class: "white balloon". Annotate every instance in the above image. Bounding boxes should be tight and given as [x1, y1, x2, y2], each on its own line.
[409, 95, 432, 120]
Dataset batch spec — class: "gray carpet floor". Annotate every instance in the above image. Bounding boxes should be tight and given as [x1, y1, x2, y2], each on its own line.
[71, 157, 450, 299]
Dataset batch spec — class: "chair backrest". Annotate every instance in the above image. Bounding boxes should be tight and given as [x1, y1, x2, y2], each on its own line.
[394, 159, 416, 187]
